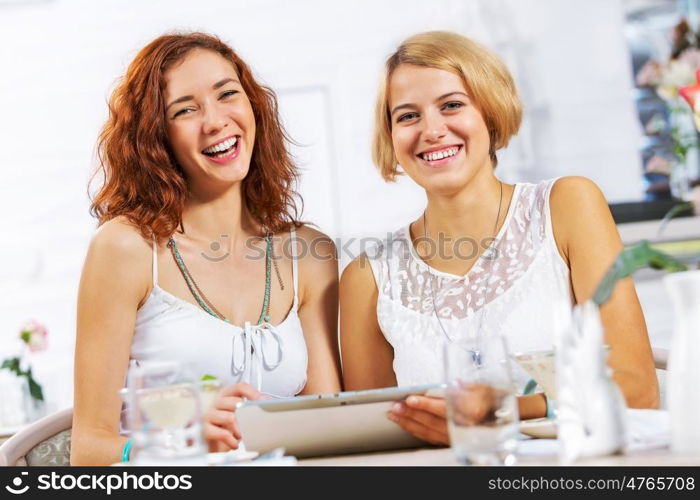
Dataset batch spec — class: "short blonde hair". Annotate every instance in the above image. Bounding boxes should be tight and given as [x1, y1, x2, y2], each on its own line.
[372, 31, 522, 181]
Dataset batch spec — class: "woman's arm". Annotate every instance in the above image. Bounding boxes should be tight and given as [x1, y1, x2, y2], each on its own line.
[550, 176, 659, 408]
[71, 218, 258, 462]
[296, 226, 342, 395]
[71, 218, 151, 466]
[339, 254, 397, 390]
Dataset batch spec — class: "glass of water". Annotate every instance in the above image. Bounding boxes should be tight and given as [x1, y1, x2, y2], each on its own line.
[444, 335, 519, 465]
[121, 360, 207, 465]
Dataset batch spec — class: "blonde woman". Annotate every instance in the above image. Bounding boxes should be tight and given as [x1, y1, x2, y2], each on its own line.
[340, 31, 658, 445]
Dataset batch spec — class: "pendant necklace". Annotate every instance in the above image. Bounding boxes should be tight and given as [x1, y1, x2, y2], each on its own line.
[423, 180, 504, 342]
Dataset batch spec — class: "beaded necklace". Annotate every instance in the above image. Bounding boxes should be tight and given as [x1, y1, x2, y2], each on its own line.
[167, 234, 282, 326]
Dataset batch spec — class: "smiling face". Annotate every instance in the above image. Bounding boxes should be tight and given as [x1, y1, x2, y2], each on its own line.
[389, 64, 492, 196]
[164, 49, 256, 188]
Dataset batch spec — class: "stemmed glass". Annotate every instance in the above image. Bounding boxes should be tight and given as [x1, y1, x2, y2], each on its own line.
[121, 360, 208, 465]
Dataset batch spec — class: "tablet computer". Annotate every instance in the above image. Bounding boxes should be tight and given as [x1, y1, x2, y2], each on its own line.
[236, 384, 445, 458]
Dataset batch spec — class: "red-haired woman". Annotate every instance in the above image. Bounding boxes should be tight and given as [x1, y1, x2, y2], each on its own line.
[71, 32, 341, 465]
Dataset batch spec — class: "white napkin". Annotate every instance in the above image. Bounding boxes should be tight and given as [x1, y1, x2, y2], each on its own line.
[625, 409, 670, 451]
[518, 409, 670, 459]
[556, 301, 628, 463]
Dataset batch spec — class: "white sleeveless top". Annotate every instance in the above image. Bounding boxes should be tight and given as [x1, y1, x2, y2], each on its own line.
[130, 230, 308, 397]
[365, 179, 573, 390]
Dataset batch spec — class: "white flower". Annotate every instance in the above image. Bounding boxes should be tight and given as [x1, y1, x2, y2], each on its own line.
[658, 60, 697, 100]
[19, 320, 48, 352]
[678, 48, 700, 71]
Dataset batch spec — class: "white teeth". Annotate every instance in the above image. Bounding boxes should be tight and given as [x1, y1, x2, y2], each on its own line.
[422, 146, 459, 162]
[203, 136, 238, 154]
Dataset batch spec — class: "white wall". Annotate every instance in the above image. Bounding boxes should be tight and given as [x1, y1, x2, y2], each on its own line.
[0, 0, 644, 411]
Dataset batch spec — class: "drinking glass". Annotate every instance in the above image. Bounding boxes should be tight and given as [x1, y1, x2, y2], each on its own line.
[444, 335, 519, 465]
[121, 360, 208, 465]
[514, 349, 557, 399]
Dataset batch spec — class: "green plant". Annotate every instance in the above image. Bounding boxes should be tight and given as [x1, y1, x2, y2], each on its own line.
[0, 357, 43, 401]
[0, 320, 48, 402]
[593, 241, 688, 307]
[657, 201, 696, 239]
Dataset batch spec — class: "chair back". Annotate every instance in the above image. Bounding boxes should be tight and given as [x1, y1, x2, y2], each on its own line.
[0, 407, 72, 466]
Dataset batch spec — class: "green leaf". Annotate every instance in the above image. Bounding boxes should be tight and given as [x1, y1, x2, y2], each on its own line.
[593, 241, 688, 306]
[27, 377, 44, 401]
[1, 360, 44, 401]
[25, 368, 44, 401]
[200, 374, 218, 381]
[1, 357, 21, 375]
[657, 202, 695, 239]
[20, 331, 31, 344]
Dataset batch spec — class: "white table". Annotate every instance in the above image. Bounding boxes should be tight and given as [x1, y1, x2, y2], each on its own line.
[299, 441, 700, 466]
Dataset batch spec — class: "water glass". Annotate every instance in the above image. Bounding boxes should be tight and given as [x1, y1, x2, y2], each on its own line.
[444, 335, 519, 465]
[121, 361, 208, 465]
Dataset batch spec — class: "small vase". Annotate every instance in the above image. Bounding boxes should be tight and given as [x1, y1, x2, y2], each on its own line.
[664, 269, 700, 453]
[25, 386, 47, 423]
[0, 372, 30, 426]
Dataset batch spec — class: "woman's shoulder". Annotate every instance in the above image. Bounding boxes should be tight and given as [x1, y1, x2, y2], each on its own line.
[89, 216, 153, 264]
[292, 224, 337, 280]
[548, 176, 613, 255]
[361, 226, 410, 263]
[81, 217, 153, 304]
[549, 176, 608, 218]
[293, 224, 336, 258]
[341, 226, 408, 287]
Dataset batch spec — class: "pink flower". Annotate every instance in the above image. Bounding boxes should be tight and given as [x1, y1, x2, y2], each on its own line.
[19, 320, 48, 352]
[678, 48, 700, 71]
[644, 154, 672, 175]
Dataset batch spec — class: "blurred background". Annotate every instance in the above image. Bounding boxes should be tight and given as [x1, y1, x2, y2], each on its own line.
[0, 0, 698, 415]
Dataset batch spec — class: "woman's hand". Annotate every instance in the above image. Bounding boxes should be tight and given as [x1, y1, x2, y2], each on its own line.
[386, 387, 534, 447]
[386, 395, 449, 446]
[203, 382, 262, 452]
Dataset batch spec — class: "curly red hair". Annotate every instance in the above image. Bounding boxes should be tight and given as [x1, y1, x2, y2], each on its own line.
[90, 32, 301, 240]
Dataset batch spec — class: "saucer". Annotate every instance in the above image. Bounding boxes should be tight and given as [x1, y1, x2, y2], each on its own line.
[206, 449, 259, 465]
[519, 418, 557, 439]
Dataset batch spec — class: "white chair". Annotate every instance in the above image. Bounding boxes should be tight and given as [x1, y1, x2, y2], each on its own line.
[0, 407, 72, 466]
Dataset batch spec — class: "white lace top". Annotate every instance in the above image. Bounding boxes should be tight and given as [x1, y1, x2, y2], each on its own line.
[365, 179, 573, 391]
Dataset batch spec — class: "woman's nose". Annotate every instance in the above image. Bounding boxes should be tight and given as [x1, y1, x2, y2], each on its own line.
[202, 106, 228, 135]
[422, 111, 447, 142]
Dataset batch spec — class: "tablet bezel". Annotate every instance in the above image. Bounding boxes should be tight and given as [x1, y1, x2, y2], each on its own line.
[235, 384, 446, 458]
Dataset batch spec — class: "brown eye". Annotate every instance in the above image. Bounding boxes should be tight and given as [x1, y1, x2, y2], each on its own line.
[173, 108, 194, 119]
[442, 101, 464, 111]
[397, 112, 418, 123]
[220, 90, 238, 99]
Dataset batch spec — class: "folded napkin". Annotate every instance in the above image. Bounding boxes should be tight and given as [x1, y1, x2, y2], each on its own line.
[625, 408, 670, 451]
[557, 301, 628, 463]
